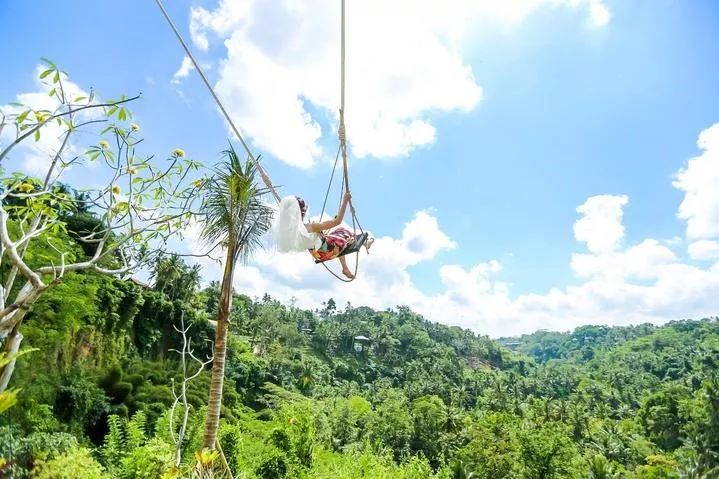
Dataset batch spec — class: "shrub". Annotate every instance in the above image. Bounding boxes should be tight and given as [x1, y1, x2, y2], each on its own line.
[255, 451, 288, 479]
[119, 437, 174, 479]
[54, 375, 109, 440]
[32, 446, 105, 479]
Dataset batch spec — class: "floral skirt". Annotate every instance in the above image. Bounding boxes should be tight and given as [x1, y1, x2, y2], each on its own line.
[310, 227, 354, 262]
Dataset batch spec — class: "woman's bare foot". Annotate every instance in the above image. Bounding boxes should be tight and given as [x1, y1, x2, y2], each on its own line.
[338, 254, 354, 279]
[365, 237, 374, 252]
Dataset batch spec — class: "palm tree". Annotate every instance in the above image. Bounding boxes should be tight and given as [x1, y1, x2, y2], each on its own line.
[441, 403, 464, 434]
[588, 455, 621, 479]
[199, 145, 274, 450]
[450, 460, 477, 479]
[151, 254, 201, 301]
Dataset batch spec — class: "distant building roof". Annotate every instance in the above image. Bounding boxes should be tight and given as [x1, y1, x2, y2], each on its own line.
[130, 277, 151, 290]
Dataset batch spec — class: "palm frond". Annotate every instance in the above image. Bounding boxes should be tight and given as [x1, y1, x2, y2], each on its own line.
[199, 144, 275, 264]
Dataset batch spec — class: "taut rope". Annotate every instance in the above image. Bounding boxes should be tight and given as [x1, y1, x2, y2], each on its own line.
[154, 0, 281, 204]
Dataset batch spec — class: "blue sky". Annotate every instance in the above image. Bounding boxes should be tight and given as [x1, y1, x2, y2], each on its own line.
[2, 0, 719, 336]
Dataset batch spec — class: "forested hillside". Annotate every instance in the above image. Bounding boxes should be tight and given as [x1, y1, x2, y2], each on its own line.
[1, 250, 718, 477]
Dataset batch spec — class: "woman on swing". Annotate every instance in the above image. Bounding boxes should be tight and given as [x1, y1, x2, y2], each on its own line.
[277, 191, 371, 279]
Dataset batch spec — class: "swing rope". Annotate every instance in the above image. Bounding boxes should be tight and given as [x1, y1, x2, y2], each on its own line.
[155, 0, 366, 282]
[316, 0, 368, 283]
[319, 144, 342, 222]
[154, 0, 281, 204]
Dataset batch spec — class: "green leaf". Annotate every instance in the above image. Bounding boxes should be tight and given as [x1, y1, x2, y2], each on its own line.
[16, 110, 29, 124]
[34, 129, 41, 142]
[118, 109, 127, 121]
[39, 68, 54, 79]
[40, 57, 57, 68]
[48, 88, 56, 97]
[0, 389, 19, 414]
[73, 96, 87, 102]
[53, 71, 60, 84]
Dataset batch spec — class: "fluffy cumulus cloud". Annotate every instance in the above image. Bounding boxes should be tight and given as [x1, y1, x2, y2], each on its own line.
[186, 123, 719, 337]
[411, 191, 716, 336]
[674, 123, 719, 240]
[188, 208, 457, 314]
[183, 0, 609, 168]
[573, 194, 628, 253]
[0, 66, 92, 177]
[688, 240, 719, 261]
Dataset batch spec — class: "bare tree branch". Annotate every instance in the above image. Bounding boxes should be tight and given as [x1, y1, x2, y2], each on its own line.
[169, 312, 213, 466]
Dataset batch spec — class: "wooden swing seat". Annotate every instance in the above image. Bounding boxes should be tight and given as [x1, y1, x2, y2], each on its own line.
[313, 232, 369, 264]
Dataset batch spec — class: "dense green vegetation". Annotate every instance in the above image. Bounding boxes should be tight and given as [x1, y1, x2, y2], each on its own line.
[0, 247, 718, 477]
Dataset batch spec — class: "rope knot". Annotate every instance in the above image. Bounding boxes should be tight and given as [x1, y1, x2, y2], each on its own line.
[338, 123, 346, 145]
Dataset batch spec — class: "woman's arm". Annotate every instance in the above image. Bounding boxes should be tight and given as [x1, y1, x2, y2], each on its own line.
[307, 192, 351, 233]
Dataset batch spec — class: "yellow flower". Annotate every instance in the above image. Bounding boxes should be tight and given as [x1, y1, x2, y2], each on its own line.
[171, 148, 186, 158]
[18, 183, 34, 193]
[127, 167, 137, 175]
[192, 178, 204, 188]
[99, 140, 110, 149]
[35, 112, 46, 123]
[130, 123, 140, 132]
[194, 449, 218, 468]
[111, 185, 121, 195]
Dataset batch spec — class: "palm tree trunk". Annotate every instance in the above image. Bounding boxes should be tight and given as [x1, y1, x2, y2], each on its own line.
[202, 246, 236, 450]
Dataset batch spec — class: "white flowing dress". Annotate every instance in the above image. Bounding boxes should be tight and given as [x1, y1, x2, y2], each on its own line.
[276, 196, 321, 253]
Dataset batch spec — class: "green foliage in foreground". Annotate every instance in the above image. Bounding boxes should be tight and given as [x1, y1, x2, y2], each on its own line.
[0, 248, 718, 478]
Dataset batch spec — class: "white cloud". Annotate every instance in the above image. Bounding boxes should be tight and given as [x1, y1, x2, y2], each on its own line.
[187, 209, 457, 314]
[172, 56, 195, 84]
[573, 194, 628, 253]
[188, 0, 609, 168]
[589, 0, 611, 27]
[689, 240, 719, 261]
[674, 123, 719, 240]
[186, 124, 719, 337]
[0, 66, 92, 177]
[571, 239, 677, 280]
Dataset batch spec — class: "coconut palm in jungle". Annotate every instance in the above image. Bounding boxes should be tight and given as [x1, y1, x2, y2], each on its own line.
[198, 145, 274, 451]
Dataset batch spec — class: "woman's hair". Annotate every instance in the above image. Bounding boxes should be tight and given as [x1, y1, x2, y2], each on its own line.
[295, 196, 308, 219]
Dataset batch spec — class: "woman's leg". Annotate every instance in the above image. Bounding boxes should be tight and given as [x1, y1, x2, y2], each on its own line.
[338, 254, 354, 279]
